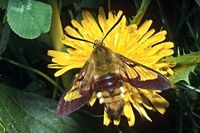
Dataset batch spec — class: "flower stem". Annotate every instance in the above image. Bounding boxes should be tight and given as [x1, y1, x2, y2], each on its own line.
[131, 0, 151, 25]
[48, 0, 74, 89]
[48, 0, 63, 51]
[108, 0, 111, 12]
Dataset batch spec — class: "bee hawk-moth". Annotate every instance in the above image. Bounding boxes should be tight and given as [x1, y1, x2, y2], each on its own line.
[57, 16, 170, 117]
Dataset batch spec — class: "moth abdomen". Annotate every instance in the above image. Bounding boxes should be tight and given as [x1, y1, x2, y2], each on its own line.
[94, 74, 122, 90]
[105, 101, 124, 116]
[94, 73, 125, 116]
[97, 87, 125, 116]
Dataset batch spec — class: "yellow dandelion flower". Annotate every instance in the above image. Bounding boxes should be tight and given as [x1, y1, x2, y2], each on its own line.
[48, 7, 174, 126]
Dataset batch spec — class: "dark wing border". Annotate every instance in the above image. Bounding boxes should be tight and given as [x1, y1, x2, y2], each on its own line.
[57, 59, 94, 115]
[115, 53, 171, 90]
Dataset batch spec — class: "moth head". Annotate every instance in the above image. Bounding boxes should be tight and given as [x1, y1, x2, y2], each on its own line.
[93, 40, 105, 48]
[92, 40, 111, 57]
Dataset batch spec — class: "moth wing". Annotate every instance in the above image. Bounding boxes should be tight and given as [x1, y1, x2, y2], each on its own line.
[115, 53, 170, 90]
[57, 59, 94, 115]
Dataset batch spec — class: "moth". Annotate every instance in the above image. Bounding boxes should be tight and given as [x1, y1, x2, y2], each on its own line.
[57, 16, 171, 117]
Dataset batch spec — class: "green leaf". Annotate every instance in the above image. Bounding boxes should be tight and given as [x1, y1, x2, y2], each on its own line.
[0, 22, 11, 54]
[0, 83, 96, 133]
[79, 0, 105, 8]
[7, 0, 52, 39]
[195, 0, 200, 6]
[129, 0, 151, 25]
[24, 81, 47, 96]
[162, 51, 200, 84]
[0, 0, 8, 8]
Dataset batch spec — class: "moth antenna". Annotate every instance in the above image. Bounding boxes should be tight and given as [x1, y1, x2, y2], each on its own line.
[101, 14, 123, 42]
[65, 32, 95, 45]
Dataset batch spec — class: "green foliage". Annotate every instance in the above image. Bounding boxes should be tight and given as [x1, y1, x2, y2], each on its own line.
[7, 0, 52, 39]
[195, 0, 200, 6]
[1, 0, 200, 133]
[0, 22, 11, 54]
[163, 51, 200, 84]
[0, 83, 96, 133]
[79, 0, 105, 8]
